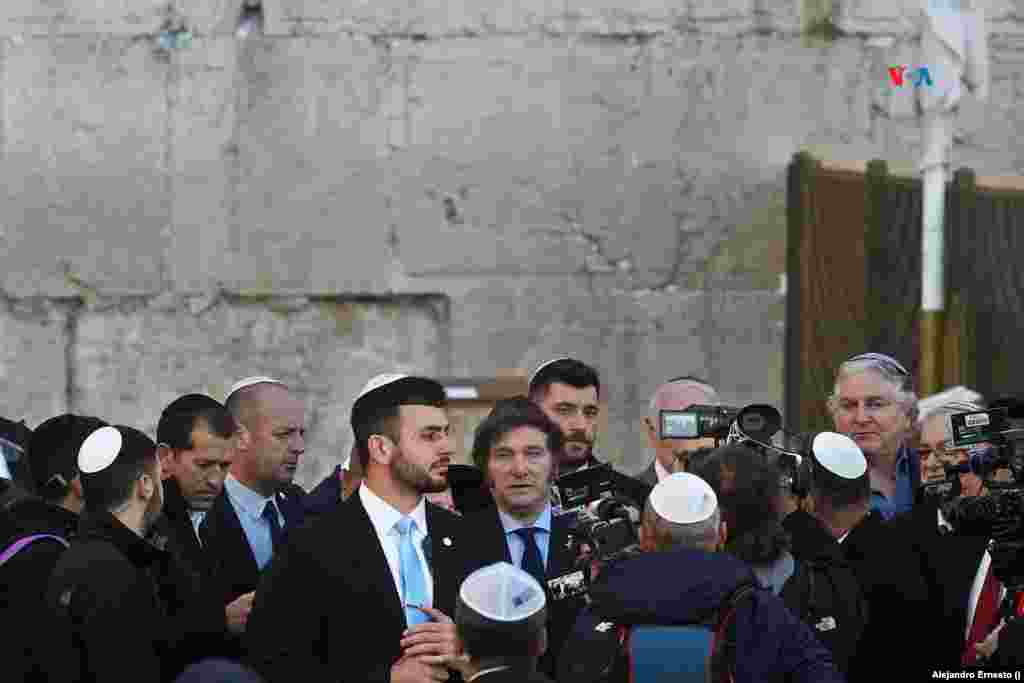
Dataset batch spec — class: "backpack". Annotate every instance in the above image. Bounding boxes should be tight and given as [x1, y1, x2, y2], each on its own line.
[559, 581, 759, 683]
[779, 552, 868, 675]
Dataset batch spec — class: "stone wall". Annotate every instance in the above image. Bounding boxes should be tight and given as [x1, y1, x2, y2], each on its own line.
[1, 1, 1022, 486]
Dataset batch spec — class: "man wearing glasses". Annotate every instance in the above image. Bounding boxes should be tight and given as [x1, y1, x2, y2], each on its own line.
[896, 400, 1001, 669]
[828, 352, 920, 520]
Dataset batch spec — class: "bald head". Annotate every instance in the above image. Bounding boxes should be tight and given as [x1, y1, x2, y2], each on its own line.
[643, 378, 720, 477]
[227, 381, 306, 496]
[649, 379, 719, 416]
[227, 382, 291, 431]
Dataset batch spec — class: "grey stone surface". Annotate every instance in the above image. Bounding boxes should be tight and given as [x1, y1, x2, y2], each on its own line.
[0, 1, 1022, 486]
[1, 37, 170, 297]
[71, 296, 445, 487]
[0, 297, 70, 429]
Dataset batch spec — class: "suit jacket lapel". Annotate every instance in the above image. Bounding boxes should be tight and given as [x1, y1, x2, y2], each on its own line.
[547, 512, 576, 578]
[208, 490, 260, 581]
[427, 503, 466, 616]
[348, 494, 407, 631]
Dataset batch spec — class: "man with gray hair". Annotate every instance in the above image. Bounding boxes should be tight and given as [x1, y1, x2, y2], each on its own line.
[559, 472, 841, 683]
[827, 352, 919, 520]
[893, 398, 998, 669]
[638, 377, 721, 485]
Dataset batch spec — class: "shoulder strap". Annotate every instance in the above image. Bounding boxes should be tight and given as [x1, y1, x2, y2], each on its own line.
[710, 582, 759, 683]
[0, 533, 69, 567]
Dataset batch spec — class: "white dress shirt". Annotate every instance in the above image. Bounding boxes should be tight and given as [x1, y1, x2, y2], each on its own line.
[938, 508, 1006, 639]
[190, 510, 206, 545]
[359, 484, 434, 608]
[966, 549, 1006, 640]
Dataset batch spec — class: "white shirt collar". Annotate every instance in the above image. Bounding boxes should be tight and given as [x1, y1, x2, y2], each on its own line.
[359, 483, 428, 538]
[837, 530, 851, 544]
[498, 504, 552, 535]
[654, 458, 671, 482]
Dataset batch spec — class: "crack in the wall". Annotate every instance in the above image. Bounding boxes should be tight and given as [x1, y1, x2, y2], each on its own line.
[64, 298, 82, 412]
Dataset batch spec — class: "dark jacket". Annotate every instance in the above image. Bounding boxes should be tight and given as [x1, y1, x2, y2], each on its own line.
[462, 503, 587, 678]
[200, 482, 306, 606]
[149, 478, 234, 663]
[0, 498, 79, 683]
[470, 666, 554, 682]
[303, 465, 344, 519]
[563, 547, 844, 683]
[841, 510, 931, 678]
[46, 510, 193, 682]
[782, 509, 865, 676]
[245, 491, 476, 683]
[890, 498, 988, 670]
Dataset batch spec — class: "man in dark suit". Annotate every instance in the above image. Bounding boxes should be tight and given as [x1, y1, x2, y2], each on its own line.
[638, 376, 722, 485]
[154, 394, 255, 643]
[461, 397, 582, 678]
[246, 373, 477, 683]
[201, 377, 306, 607]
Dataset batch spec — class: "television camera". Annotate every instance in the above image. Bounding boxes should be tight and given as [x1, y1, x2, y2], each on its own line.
[939, 399, 1024, 619]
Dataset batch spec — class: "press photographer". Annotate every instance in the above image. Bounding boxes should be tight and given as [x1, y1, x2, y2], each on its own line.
[639, 377, 725, 484]
[557, 472, 842, 683]
[934, 399, 1024, 668]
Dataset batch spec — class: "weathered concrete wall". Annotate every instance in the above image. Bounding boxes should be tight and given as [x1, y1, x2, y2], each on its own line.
[2, 1, 1023, 485]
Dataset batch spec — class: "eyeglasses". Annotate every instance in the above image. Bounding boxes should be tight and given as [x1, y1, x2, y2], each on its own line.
[834, 397, 902, 416]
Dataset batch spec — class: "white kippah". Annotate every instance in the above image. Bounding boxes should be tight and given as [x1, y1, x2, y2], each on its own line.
[648, 472, 718, 524]
[356, 373, 410, 401]
[459, 562, 546, 622]
[528, 357, 574, 386]
[225, 376, 286, 402]
[78, 426, 123, 474]
[812, 432, 867, 479]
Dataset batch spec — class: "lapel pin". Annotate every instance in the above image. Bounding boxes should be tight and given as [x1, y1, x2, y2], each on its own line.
[442, 537, 452, 547]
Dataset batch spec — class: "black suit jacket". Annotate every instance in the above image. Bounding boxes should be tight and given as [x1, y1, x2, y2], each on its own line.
[463, 504, 585, 678]
[200, 482, 306, 606]
[842, 510, 931, 678]
[245, 490, 475, 683]
[637, 462, 658, 487]
[890, 500, 988, 669]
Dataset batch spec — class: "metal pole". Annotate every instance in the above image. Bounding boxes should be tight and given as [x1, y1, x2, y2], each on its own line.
[920, 160, 946, 397]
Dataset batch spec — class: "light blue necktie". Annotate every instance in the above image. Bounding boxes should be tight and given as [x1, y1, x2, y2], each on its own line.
[396, 516, 429, 626]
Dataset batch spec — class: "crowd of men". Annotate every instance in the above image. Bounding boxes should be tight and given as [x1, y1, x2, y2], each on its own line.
[0, 353, 1020, 682]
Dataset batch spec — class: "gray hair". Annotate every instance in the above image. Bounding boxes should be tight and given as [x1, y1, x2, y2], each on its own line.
[826, 354, 918, 422]
[643, 498, 721, 551]
[648, 378, 719, 418]
[920, 400, 986, 444]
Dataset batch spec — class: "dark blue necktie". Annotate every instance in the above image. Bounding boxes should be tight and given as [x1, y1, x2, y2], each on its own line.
[262, 500, 284, 550]
[513, 527, 546, 587]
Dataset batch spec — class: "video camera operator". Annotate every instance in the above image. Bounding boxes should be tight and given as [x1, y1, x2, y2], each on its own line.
[557, 472, 842, 683]
[890, 399, 993, 670]
[639, 377, 722, 484]
[929, 398, 1024, 669]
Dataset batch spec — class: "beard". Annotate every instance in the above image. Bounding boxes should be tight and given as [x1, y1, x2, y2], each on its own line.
[562, 431, 594, 468]
[391, 449, 448, 495]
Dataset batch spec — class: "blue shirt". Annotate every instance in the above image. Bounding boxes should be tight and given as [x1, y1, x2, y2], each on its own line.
[499, 505, 552, 571]
[224, 474, 285, 570]
[869, 445, 919, 521]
